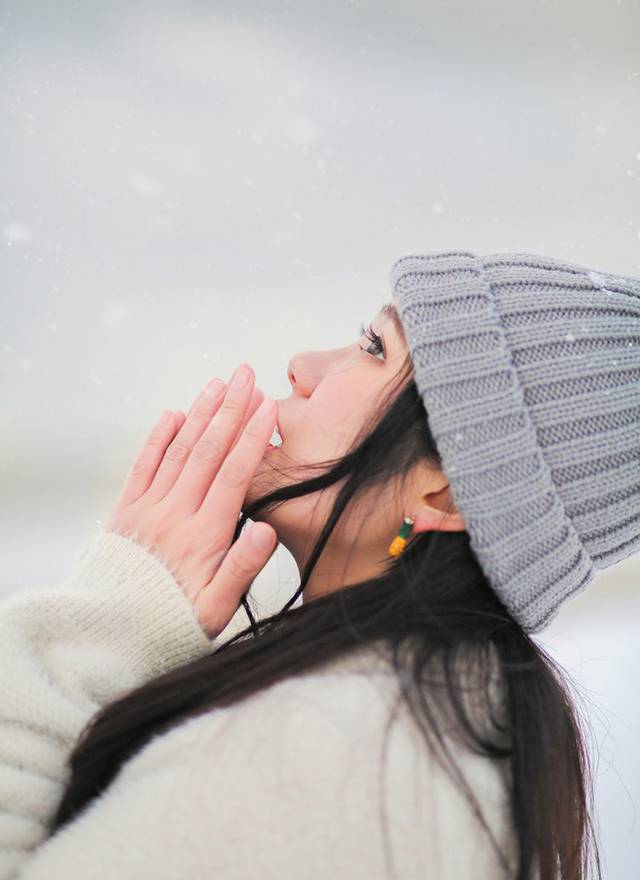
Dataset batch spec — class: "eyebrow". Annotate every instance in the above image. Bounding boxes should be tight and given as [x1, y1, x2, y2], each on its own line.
[378, 300, 406, 345]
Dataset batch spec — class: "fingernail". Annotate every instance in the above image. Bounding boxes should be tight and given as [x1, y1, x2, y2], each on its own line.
[205, 379, 225, 397]
[231, 366, 252, 389]
[250, 523, 273, 549]
[159, 409, 172, 425]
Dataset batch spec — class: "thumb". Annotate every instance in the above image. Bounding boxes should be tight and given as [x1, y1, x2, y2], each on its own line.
[194, 522, 278, 639]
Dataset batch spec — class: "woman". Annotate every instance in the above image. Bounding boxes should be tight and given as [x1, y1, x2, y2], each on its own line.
[1, 250, 638, 879]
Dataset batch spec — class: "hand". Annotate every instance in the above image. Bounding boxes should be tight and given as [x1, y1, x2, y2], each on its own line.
[105, 364, 279, 639]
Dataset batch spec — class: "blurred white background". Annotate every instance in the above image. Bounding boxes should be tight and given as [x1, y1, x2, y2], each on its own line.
[1, 1, 639, 876]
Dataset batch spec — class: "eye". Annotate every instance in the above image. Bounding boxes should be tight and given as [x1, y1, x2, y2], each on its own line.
[358, 323, 386, 361]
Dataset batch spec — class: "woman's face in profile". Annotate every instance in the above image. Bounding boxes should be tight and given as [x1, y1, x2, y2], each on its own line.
[256, 298, 407, 478]
[244, 297, 411, 586]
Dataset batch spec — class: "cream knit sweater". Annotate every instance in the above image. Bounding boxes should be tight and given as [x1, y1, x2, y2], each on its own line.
[0, 528, 517, 879]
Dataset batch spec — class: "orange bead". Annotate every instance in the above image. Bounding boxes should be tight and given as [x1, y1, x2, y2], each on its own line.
[388, 536, 407, 557]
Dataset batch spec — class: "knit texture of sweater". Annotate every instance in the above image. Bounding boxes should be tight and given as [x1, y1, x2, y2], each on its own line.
[1, 528, 517, 879]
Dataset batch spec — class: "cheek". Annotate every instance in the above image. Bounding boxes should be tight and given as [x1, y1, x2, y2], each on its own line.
[306, 376, 370, 445]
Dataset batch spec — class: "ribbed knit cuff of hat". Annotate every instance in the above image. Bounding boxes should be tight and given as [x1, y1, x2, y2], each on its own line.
[390, 251, 640, 633]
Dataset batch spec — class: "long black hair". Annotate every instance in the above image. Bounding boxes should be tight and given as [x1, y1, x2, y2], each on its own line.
[49, 350, 602, 880]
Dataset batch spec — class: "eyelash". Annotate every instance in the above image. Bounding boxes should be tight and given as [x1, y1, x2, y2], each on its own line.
[359, 323, 385, 360]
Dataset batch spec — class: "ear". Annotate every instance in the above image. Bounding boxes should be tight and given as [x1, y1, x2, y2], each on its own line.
[412, 505, 465, 533]
[411, 485, 465, 533]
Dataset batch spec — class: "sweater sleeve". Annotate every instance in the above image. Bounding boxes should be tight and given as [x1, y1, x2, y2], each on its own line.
[0, 526, 217, 880]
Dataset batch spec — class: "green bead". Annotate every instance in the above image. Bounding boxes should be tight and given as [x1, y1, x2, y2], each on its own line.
[398, 519, 414, 538]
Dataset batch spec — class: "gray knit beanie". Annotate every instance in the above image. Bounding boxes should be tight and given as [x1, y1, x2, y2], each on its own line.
[390, 250, 640, 634]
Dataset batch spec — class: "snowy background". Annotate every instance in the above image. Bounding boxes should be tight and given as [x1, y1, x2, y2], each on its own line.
[2, 1, 639, 875]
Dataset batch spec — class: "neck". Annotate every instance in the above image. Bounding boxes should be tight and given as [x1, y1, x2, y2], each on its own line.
[284, 528, 392, 603]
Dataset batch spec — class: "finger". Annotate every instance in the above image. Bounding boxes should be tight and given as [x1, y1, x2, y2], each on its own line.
[143, 378, 228, 504]
[229, 386, 265, 453]
[173, 410, 187, 431]
[114, 410, 178, 509]
[186, 378, 260, 445]
[170, 363, 257, 511]
[194, 521, 277, 639]
[184, 386, 214, 421]
[185, 393, 202, 420]
[184, 381, 217, 420]
[197, 395, 277, 537]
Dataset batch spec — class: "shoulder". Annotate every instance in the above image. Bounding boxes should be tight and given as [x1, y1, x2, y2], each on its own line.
[121, 655, 509, 819]
[22, 663, 515, 880]
[122, 662, 401, 785]
[122, 641, 508, 791]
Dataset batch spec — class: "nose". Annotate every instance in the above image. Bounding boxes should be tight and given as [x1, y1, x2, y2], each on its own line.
[286, 351, 322, 397]
[287, 355, 314, 396]
[287, 342, 357, 397]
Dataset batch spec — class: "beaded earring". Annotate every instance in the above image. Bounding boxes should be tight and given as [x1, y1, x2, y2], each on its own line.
[387, 514, 416, 557]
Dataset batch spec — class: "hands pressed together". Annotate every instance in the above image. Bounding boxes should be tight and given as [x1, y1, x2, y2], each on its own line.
[105, 363, 279, 639]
